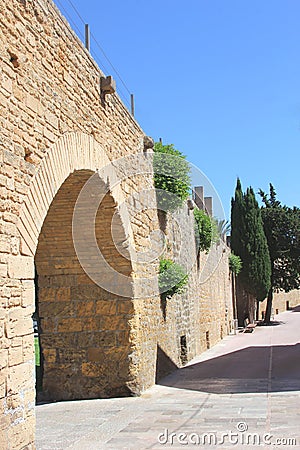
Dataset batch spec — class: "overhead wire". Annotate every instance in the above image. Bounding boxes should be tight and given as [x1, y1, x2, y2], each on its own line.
[54, 0, 85, 42]
[1, 0, 136, 123]
[63, 0, 132, 97]
[5, 0, 135, 116]
[52, 0, 115, 81]
[54, 0, 111, 88]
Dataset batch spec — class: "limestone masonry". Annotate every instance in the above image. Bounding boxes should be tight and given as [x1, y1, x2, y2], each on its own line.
[0, 1, 233, 448]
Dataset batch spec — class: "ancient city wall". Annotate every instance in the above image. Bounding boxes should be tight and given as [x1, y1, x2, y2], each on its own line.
[0, 0, 160, 447]
[198, 243, 233, 352]
[260, 290, 300, 317]
[0, 1, 233, 448]
[156, 204, 233, 379]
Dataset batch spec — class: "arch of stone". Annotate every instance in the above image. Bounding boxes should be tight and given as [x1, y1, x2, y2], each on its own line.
[16, 132, 154, 402]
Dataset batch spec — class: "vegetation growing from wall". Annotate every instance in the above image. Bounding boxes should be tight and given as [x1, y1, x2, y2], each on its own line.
[159, 258, 188, 301]
[229, 253, 242, 274]
[194, 207, 214, 253]
[153, 142, 191, 212]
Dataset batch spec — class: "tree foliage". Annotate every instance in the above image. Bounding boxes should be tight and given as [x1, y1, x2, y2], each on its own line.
[244, 187, 272, 301]
[229, 253, 242, 274]
[231, 179, 271, 302]
[158, 258, 189, 301]
[231, 178, 245, 256]
[259, 184, 300, 323]
[194, 207, 214, 253]
[153, 142, 191, 212]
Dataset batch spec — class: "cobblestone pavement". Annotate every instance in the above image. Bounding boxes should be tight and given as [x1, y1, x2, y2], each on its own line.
[36, 307, 300, 449]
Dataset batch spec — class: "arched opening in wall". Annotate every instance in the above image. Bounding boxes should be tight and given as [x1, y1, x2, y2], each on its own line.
[34, 170, 135, 402]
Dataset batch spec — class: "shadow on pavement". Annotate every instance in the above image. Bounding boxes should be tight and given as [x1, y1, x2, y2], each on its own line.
[292, 304, 300, 313]
[156, 345, 178, 383]
[257, 320, 285, 327]
[158, 343, 300, 394]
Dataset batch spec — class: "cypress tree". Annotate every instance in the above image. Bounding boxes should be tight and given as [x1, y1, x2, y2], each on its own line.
[231, 178, 245, 258]
[243, 187, 271, 301]
[231, 179, 271, 322]
[231, 179, 248, 324]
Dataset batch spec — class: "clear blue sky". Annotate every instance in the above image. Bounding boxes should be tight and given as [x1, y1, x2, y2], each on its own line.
[54, 0, 300, 219]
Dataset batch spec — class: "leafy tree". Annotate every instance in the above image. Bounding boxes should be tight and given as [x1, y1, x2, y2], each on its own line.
[229, 252, 242, 321]
[231, 179, 271, 322]
[259, 184, 300, 323]
[153, 142, 191, 212]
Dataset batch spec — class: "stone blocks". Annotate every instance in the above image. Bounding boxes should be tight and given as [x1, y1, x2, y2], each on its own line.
[0, 1, 233, 449]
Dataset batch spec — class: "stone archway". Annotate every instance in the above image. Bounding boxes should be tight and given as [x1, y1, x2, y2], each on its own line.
[35, 170, 135, 400]
[18, 132, 137, 401]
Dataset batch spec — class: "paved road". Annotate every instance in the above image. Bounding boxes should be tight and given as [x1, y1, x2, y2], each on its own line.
[36, 307, 300, 449]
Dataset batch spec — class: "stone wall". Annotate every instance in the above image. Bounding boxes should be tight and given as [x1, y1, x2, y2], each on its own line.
[260, 290, 300, 318]
[156, 203, 233, 379]
[198, 243, 233, 352]
[0, 0, 159, 447]
[0, 1, 234, 448]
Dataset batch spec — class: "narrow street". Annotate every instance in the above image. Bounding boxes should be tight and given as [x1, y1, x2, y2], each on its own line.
[36, 306, 300, 449]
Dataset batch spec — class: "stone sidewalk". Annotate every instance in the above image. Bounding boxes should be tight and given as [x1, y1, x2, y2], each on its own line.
[36, 307, 300, 449]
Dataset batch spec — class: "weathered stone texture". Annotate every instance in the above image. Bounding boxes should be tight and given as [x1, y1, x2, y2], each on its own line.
[0, 0, 153, 447]
[0, 0, 233, 448]
[156, 204, 233, 379]
[260, 290, 300, 317]
[34, 172, 136, 401]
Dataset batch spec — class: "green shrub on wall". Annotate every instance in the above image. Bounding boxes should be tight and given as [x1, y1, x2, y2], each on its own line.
[193, 207, 215, 253]
[153, 142, 191, 212]
[159, 258, 188, 301]
[229, 253, 242, 274]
